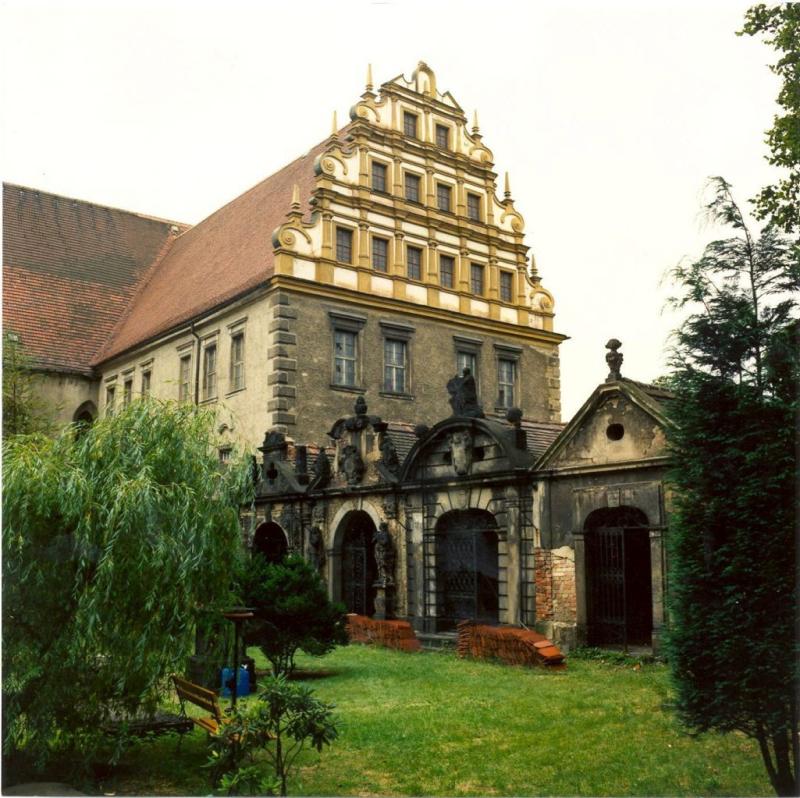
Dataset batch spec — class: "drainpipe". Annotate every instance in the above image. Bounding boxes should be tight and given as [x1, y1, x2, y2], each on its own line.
[190, 323, 201, 406]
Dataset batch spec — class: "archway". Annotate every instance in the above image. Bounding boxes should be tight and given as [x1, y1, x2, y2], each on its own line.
[584, 506, 652, 646]
[434, 509, 499, 631]
[253, 522, 288, 564]
[337, 511, 378, 616]
[72, 400, 97, 433]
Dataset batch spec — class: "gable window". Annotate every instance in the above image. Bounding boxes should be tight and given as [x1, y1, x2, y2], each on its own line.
[497, 358, 516, 408]
[467, 193, 481, 221]
[437, 183, 452, 213]
[404, 172, 421, 203]
[372, 236, 389, 272]
[384, 339, 407, 394]
[371, 161, 388, 193]
[123, 376, 133, 408]
[230, 331, 245, 391]
[407, 245, 422, 281]
[471, 263, 485, 295]
[435, 124, 450, 149]
[141, 369, 151, 397]
[333, 330, 358, 387]
[202, 343, 217, 401]
[179, 354, 191, 401]
[105, 384, 116, 416]
[403, 111, 418, 139]
[336, 227, 353, 263]
[440, 254, 455, 289]
[500, 271, 514, 303]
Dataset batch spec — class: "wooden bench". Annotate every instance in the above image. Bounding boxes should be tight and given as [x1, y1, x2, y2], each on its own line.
[172, 675, 228, 736]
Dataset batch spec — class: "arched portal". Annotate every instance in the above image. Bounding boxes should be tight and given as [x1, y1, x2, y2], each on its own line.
[435, 509, 499, 631]
[584, 506, 652, 646]
[72, 400, 97, 432]
[337, 511, 378, 616]
[253, 522, 288, 564]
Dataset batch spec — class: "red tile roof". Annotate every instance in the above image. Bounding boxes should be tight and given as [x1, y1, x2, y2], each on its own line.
[96, 135, 334, 363]
[2, 183, 186, 374]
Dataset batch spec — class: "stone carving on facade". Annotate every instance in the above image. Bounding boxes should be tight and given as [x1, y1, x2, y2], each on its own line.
[341, 444, 365, 485]
[312, 450, 331, 487]
[280, 505, 301, 551]
[307, 525, 325, 573]
[382, 494, 397, 520]
[446, 368, 484, 418]
[449, 430, 474, 476]
[605, 339, 623, 382]
[379, 433, 400, 475]
[373, 521, 395, 586]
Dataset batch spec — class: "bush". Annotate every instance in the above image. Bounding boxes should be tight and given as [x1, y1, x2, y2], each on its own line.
[239, 554, 348, 677]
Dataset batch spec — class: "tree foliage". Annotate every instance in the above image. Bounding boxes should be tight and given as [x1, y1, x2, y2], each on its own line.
[739, 3, 800, 235]
[239, 554, 348, 677]
[2, 399, 253, 768]
[665, 178, 798, 796]
[3, 332, 55, 436]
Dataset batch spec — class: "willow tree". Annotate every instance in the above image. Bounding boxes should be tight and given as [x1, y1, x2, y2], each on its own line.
[2, 399, 253, 768]
[665, 178, 798, 796]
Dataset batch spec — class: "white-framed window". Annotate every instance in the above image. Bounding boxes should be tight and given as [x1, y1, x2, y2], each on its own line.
[123, 376, 133, 408]
[497, 358, 516, 409]
[141, 369, 151, 397]
[404, 172, 421, 203]
[202, 342, 217, 401]
[336, 227, 353, 263]
[437, 182, 452, 213]
[403, 111, 418, 138]
[435, 123, 450, 149]
[384, 339, 407, 394]
[371, 161, 388, 193]
[440, 254, 455, 289]
[333, 329, 358, 387]
[471, 263, 485, 296]
[500, 271, 514, 303]
[454, 334, 482, 394]
[178, 353, 192, 402]
[467, 192, 481, 221]
[105, 384, 116, 416]
[230, 331, 245, 391]
[457, 350, 477, 379]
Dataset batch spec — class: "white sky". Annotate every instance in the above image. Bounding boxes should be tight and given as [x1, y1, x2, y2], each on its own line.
[0, 0, 781, 420]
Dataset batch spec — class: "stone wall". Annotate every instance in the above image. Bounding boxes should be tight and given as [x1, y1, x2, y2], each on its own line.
[533, 545, 577, 649]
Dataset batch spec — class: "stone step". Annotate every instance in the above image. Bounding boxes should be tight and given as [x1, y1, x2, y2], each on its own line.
[417, 631, 459, 651]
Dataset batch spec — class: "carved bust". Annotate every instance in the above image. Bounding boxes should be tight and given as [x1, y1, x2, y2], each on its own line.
[449, 430, 473, 476]
[341, 444, 365, 485]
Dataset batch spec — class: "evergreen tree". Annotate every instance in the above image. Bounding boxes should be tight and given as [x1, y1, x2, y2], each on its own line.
[2, 332, 54, 436]
[665, 178, 798, 796]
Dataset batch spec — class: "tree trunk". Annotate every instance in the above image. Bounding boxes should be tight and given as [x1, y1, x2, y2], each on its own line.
[757, 727, 798, 796]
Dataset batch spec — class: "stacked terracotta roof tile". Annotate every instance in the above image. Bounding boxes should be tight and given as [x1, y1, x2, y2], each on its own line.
[456, 620, 566, 669]
[346, 613, 422, 653]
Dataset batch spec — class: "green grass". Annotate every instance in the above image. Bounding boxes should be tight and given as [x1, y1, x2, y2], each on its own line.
[106, 645, 769, 796]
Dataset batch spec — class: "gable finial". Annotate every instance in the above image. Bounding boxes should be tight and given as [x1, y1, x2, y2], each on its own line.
[366, 63, 373, 93]
[504, 171, 512, 201]
[605, 339, 623, 382]
[331, 110, 338, 137]
[291, 183, 300, 210]
[472, 109, 480, 134]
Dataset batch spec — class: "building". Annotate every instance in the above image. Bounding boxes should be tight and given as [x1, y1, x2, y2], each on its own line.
[3, 64, 672, 651]
[4, 63, 564, 450]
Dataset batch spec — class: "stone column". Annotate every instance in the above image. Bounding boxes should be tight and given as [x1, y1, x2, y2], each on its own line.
[406, 494, 425, 631]
[503, 486, 521, 626]
[649, 527, 666, 655]
[573, 532, 588, 645]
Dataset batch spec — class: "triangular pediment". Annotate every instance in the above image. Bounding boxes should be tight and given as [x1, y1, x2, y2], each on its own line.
[535, 380, 672, 472]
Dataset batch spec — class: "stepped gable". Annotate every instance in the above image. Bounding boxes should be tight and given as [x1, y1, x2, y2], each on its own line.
[2, 183, 186, 375]
[97, 131, 348, 364]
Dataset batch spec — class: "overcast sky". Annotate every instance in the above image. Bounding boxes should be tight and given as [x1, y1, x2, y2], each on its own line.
[1, 0, 781, 419]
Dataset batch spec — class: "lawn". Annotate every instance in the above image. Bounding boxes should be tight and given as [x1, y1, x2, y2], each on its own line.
[99, 643, 771, 796]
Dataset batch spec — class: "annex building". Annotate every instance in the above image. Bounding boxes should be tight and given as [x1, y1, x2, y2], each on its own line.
[3, 64, 672, 651]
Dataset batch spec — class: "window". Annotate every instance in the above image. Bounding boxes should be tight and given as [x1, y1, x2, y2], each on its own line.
[440, 254, 455, 289]
[179, 354, 191, 401]
[407, 246, 422, 281]
[435, 124, 449, 149]
[105, 385, 116, 416]
[336, 227, 353, 263]
[467, 193, 481, 221]
[403, 111, 418, 138]
[384, 339, 407, 393]
[123, 377, 133, 407]
[372, 236, 389, 272]
[471, 263, 485, 295]
[457, 350, 477, 379]
[437, 183, 452, 213]
[141, 370, 151, 397]
[333, 330, 358, 387]
[202, 343, 217, 401]
[498, 358, 516, 408]
[230, 331, 245, 391]
[219, 447, 232, 464]
[371, 161, 387, 193]
[500, 271, 514, 303]
[404, 172, 421, 203]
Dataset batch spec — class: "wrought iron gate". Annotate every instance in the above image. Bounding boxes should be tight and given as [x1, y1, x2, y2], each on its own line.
[435, 521, 498, 630]
[342, 527, 375, 616]
[586, 524, 652, 647]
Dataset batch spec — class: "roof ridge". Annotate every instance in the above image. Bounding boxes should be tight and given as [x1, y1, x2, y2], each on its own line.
[3, 182, 190, 230]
